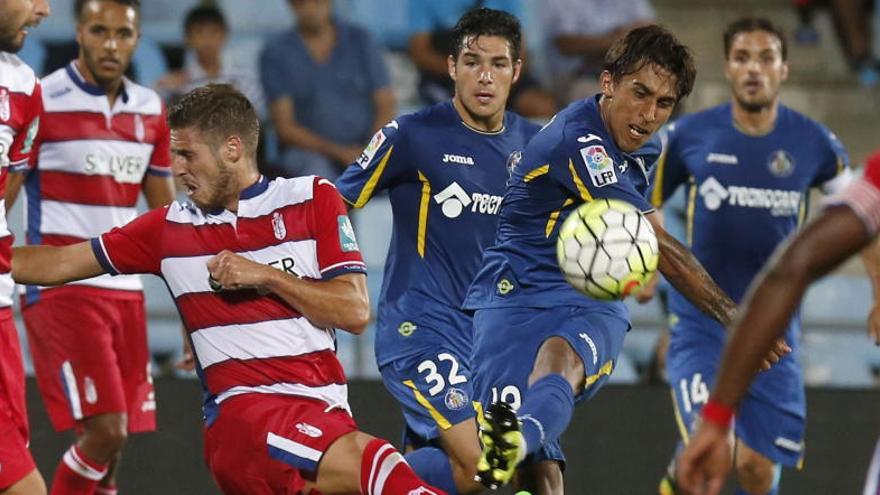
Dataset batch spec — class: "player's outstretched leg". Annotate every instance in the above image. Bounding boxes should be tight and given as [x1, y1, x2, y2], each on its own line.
[475, 402, 525, 489]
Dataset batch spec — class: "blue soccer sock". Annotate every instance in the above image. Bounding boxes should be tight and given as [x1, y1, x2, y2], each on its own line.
[516, 373, 575, 455]
[404, 446, 459, 495]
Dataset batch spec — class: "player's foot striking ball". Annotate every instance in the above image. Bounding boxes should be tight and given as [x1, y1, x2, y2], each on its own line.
[475, 402, 525, 489]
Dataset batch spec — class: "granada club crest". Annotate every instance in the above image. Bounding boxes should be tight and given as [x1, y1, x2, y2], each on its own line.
[134, 114, 145, 142]
[0, 89, 9, 122]
[271, 211, 286, 240]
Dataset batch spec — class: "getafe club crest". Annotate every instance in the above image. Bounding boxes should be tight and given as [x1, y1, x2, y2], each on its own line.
[768, 150, 795, 177]
[271, 211, 286, 240]
[0, 89, 9, 122]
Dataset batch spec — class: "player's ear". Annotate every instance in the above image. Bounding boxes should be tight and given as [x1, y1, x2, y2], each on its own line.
[448, 54, 457, 81]
[223, 135, 243, 162]
[599, 70, 614, 99]
[512, 59, 522, 85]
[781, 61, 790, 82]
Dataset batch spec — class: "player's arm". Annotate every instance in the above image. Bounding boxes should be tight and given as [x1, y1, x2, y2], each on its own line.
[143, 174, 175, 209]
[206, 251, 370, 334]
[12, 242, 104, 286]
[862, 237, 880, 344]
[645, 213, 737, 327]
[5, 170, 27, 212]
[268, 96, 360, 165]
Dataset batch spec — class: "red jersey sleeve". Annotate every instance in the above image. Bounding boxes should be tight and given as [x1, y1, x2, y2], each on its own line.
[8, 82, 41, 172]
[309, 177, 366, 279]
[825, 150, 880, 237]
[91, 206, 168, 275]
[147, 103, 171, 177]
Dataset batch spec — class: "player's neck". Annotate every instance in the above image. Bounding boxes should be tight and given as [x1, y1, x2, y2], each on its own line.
[197, 53, 222, 78]
[224, 167, 262, 213]
[75, 59, 124, 107]
[452, 96, 504, 134]
[731, 100, 778, 136]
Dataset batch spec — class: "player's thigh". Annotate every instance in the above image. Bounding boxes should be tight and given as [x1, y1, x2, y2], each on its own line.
[0, 469, 45, 495]
[734, 439, 778, 492]
[23, 297, 127, 431]
[735, 392, 805, 468]
[110, 297, 155, 433]
[380, 348, 476, 447]
[204, 394, 359, 494]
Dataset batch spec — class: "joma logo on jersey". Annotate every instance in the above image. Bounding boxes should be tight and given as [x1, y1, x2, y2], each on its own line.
[441, 153, 474, 165]
[83, 154, 146, 183]
[433, 182, 502, 218]
[699, 176, 801, 216]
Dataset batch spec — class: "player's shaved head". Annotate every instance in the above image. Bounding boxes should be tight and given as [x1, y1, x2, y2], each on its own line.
[604, 25, 696, 102]
[724, 17, 787, 61]
[168, 84, 261, 158]
[450, 7, 522, 62]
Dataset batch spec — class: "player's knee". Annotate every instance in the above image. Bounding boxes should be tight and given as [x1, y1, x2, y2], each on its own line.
[82, 414, 128, 454]
[735, 453, 777, 494]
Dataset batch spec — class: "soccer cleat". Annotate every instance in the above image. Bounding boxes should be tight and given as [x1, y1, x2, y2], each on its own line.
[475, 402, 526, 489]
[658, 474, 678, 495]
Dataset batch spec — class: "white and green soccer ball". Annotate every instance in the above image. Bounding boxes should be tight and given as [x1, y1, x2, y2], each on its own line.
[556, 198, 659, 300]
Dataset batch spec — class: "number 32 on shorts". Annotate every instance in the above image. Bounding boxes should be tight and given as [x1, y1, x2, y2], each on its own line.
[416, 353, 467, 396]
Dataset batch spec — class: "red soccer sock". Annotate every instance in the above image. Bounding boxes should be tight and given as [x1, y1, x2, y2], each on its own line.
[359, 439, 447, 495]
[51, 445, 109, 495]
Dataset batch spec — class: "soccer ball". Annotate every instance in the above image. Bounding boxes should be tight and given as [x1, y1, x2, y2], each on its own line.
[556, 199, 659, 300]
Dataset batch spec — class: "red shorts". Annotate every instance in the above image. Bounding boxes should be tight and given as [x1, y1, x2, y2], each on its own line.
[23, 286, 155, 432]
[204, 393, 358, 494]
[0, 310, 37, 489]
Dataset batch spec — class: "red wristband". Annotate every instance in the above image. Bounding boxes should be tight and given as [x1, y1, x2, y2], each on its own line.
[701, 399, 734, 429]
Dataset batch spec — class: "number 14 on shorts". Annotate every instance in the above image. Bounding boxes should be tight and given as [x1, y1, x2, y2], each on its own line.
[679, 373, 709, 414]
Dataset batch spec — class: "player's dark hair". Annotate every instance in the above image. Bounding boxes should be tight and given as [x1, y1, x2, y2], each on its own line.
[603, 25, 696, 101]
[450, 8, 522, 62]
[74, 0, 141, 21]
[168, 84, 260, 157]
[723, 17, 788, 61]
[184, 5, 227, 34]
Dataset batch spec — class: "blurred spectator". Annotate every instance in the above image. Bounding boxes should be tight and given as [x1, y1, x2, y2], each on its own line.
[154, 5, 266, 120]
[541, 0, 654, 103]
[408, 0, 557, 119]
[260, 0, 395, 179]
[794, 0, 879, 86]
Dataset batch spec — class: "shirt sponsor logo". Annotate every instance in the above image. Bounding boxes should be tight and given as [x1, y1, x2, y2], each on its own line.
[442, 153, 474, 165]
[433, 182, 502, 218]
[699, 176, 801, 216]
[0, 89, 9, 122]
[767, 150, 795, 177]
[579, 145, 617, 187]
[706, 152, 738, 165]
[337, 215, 359, 252]
[357, 128, 387, 169]
[83, 153, 146, 183]
[272, 211, 286, 240]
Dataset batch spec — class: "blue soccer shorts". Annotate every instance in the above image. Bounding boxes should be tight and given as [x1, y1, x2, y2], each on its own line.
[667, 320, 806, 467]
[380, 345, 477, 446]
[470, 304, 630, 465]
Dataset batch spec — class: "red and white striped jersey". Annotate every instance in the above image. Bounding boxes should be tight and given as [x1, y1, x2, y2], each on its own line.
[91, 176, 367, 416]
[828, 150, 880, 237]
[22, 62, 171, 303]
[0, 52, 41, 309]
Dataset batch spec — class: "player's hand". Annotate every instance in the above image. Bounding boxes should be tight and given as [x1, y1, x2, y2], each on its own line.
[759, 338, 791, 371]
[206, 250, 273, 292]
[634, 273, 659, 304]
[174, 325, 196, 372]
[676, 422, 730, 495]
[867, 302, 880, 345]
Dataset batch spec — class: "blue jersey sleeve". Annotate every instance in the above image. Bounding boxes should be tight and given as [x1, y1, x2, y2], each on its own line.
[813, 125, 851, 192]
[334, 120, 410, 208]
[648, 123, 689, 208]
[552, 133, 654, 213]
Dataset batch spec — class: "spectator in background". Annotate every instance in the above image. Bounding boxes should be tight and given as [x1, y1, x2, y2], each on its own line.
[541, 0, 654, 103]
[408, 0, 557, 119]
[793, 0, 879, 86]
[155, 5, 266, 120]
[260, 0, 395, 180]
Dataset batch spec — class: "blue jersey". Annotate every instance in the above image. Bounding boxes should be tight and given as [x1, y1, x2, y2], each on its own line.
[463, 96, 656, 317]
[649, 103, 850, 342]
[335, 101, 540, 366]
